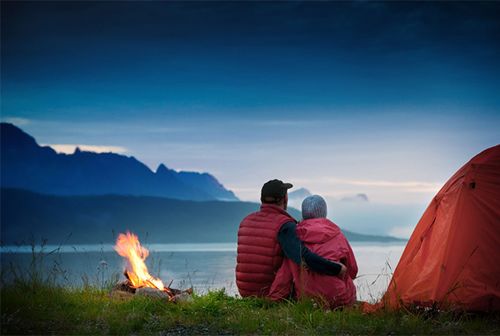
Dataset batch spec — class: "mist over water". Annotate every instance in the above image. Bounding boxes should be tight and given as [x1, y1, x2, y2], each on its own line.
[289, 192, 428, 239]
[1, 242, 404, 302]
[327, 201, 427, 238]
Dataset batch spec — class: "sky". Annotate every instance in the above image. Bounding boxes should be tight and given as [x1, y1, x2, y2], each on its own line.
[2, 1, 499, 236]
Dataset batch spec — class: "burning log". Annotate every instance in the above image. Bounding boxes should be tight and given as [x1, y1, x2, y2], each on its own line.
[114, 281, 136, 294]
[112, 279, 193, 302]
[111, 231, 193, 303]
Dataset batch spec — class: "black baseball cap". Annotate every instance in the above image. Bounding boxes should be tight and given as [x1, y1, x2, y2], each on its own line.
[261, 179, 293, 203]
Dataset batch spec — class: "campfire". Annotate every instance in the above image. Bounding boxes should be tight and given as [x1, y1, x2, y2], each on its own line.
[113, 231, 192, 301]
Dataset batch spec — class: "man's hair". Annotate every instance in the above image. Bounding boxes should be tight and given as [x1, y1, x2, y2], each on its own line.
[260, 195, 284, 204]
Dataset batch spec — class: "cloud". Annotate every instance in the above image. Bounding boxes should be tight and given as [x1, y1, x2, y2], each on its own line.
[225, 186, 261, 202]
[44, 144, 128, 154]
[289, 177, 443, 204]
[1, 117, 31, 126]
[340, 193, 369, 202]
[324, 178, 442, 193]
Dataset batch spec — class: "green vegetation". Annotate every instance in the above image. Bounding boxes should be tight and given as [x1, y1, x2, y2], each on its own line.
[1, 244, 497, 335]
[2, 281, 499, 335]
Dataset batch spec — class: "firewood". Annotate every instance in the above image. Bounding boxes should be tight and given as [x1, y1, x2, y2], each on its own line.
[113, 280, 136, 294]
[135, 287, 170, 299]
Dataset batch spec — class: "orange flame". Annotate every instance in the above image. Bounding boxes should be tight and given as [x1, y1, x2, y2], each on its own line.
[114, 231, 165, 290]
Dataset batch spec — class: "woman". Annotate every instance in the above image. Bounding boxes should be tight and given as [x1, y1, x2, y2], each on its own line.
[269, 195, 358, 308]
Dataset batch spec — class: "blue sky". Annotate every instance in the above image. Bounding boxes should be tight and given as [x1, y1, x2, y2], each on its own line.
[2, 1, 499, 236]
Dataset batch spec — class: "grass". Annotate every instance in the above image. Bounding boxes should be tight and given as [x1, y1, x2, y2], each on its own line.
[1, 243, 499, 335]
[2, 282, 500, 335]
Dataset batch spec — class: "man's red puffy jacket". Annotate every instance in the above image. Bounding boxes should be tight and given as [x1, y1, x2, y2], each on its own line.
[236, 204, 296, 297]
[269, 218, 358, 307]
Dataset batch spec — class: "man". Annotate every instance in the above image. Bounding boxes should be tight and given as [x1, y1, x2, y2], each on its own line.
[236, 179, 346, 297]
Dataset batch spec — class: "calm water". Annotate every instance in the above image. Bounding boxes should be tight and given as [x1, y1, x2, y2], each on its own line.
[0, 242, 405, 302]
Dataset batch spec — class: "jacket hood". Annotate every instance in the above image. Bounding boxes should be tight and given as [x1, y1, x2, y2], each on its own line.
[296, 218, 341, 243]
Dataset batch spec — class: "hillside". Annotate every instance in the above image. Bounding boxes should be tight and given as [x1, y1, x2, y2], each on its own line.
[0, 123, 237, 201]
[1, 188, 404, 245]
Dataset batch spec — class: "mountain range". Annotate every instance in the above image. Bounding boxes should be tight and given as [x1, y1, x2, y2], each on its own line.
[1, 188, 404, 244]
[0, 123, 404, 244]
[0, 123, 237, 201]
[288, 188, 312, 209]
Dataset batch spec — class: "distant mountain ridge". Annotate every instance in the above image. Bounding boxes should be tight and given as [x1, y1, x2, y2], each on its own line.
[1, 188, 405, 244]
[288, 188, 312, 200]
[0, 123, 238, 201]
[288, 187, 312, 210]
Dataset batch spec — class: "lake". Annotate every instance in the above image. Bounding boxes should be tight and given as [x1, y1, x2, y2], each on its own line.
[0, 242, 405, 302]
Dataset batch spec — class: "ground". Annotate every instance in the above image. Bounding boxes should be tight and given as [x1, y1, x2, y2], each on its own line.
[1, 282, 499, 335]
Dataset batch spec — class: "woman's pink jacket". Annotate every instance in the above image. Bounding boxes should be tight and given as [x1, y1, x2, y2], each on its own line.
[269, 218, 358, 307]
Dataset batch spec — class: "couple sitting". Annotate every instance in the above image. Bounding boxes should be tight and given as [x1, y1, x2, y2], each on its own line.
[236, 179, 357, 308]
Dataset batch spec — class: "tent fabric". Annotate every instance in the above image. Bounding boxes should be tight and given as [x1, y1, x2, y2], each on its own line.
[375, 145, 500, 312]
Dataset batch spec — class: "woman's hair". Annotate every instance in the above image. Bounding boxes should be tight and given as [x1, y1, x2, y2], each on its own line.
[301, 195, 327, 219]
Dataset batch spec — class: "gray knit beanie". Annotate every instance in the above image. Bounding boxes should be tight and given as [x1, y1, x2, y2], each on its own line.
[301, 195, 327, 219]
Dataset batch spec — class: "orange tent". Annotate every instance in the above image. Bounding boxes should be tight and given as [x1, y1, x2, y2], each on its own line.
[379, 145, 500, 312]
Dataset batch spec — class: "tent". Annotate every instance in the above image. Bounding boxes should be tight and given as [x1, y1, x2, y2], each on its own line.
[378, 145, 500, 311]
